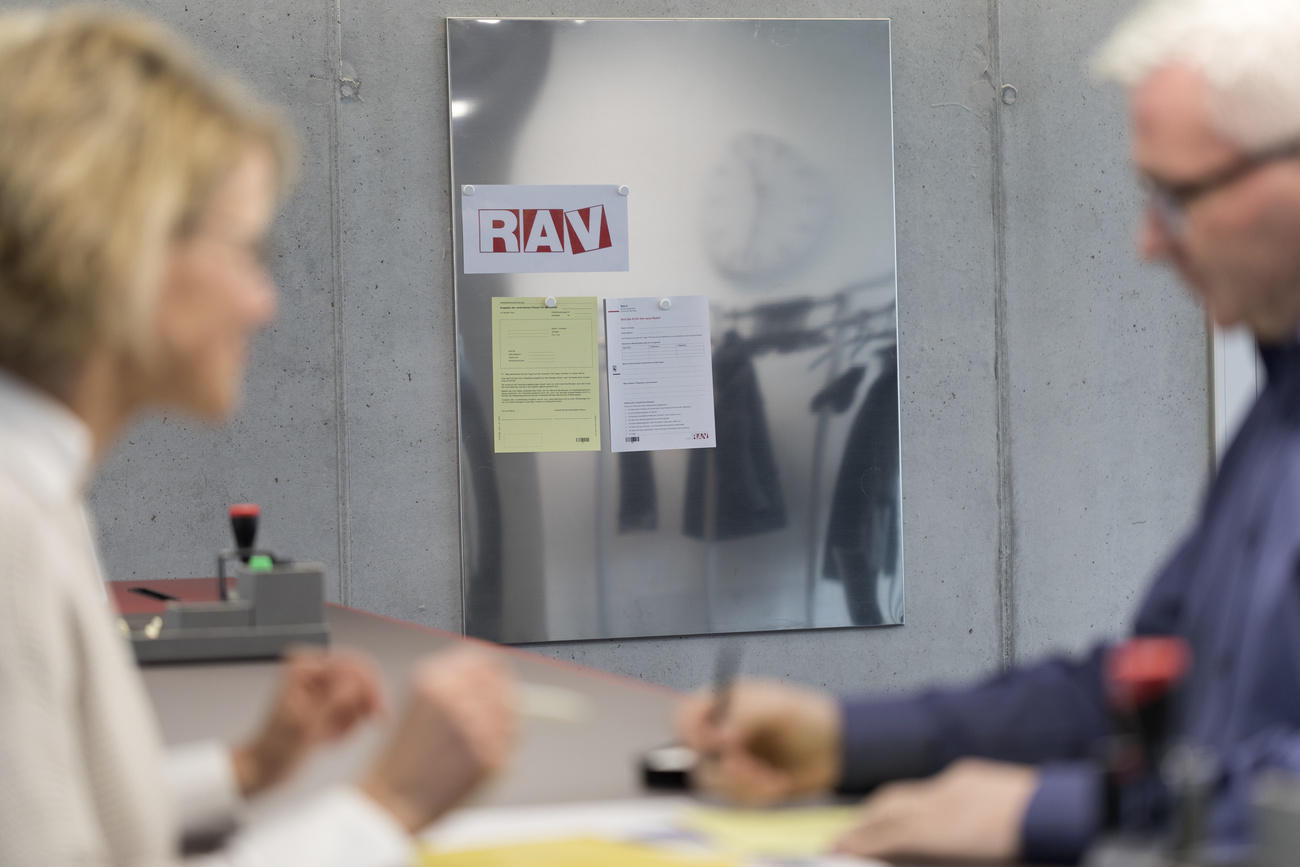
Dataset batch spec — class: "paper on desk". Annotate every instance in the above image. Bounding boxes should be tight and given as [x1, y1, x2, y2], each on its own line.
[680, 805, 860, 858]
[419, 799, 883, 867]
[605, 296, 716, 453]
[492, 297, 601, 453]
[419, 837, 735, 867]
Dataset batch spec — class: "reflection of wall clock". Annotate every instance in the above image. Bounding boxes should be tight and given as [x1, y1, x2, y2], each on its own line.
[701, 132, 830, 280]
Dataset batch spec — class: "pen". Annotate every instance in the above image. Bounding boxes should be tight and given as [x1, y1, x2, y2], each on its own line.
[707, 643, 742, 732]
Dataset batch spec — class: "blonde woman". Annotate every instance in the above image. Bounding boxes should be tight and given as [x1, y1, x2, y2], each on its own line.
[0, 8, 515, 866]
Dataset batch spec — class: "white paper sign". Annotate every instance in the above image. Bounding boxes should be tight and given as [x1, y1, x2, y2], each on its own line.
[461, 184, 630, 274]
[605, 296, 716, 453]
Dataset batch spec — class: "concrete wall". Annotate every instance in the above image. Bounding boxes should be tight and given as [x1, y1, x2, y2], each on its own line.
[997, 1, 1208, 661]
[23, 0, 1206, 694]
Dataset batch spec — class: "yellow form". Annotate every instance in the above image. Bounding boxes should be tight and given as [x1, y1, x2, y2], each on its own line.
[419, 838, 735, 867]
[491, 297, 601, 453]
[680, 805, 860, 858]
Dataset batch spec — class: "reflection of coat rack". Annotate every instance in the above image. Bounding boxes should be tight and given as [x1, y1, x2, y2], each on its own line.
[716, 279, 896, 358]
[710, 276, 898, 627]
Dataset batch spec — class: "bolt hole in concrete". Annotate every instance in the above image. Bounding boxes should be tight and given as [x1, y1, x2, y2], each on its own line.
[1000, 84, 1019, 105]
[338, 60, 361, 101]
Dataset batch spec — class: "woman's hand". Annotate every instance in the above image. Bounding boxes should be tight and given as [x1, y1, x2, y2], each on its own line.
[232, 648, 385, 797]
[360, 649, 517, 833]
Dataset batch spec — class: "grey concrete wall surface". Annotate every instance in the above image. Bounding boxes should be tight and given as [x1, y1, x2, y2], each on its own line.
[997, 1, 1209, 662]
[5, 0, 1209, 694]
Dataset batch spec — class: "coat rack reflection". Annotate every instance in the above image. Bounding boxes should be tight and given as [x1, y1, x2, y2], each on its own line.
[595, 273, 900, 635]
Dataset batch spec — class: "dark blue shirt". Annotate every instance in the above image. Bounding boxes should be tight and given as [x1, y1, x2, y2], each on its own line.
[838, 342, 1300, 864]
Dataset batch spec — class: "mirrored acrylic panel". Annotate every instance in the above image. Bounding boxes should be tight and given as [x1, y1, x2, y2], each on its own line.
[448, 18, 901, 643]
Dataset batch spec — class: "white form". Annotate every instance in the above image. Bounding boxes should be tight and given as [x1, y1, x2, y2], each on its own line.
[605, 296, 717, 453]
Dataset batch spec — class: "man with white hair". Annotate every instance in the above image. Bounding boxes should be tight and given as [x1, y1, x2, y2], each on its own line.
[677, 1, 1300, 863]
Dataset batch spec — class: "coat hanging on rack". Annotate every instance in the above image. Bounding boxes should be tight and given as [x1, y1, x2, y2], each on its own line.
[683, 331, 787, 541]
[822, 351, 901, 625]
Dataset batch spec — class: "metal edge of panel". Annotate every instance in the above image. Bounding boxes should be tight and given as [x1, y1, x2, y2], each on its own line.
[443, 17, 894, 23]
[445, 18, 470, 636]
[883, 19, 906, 626]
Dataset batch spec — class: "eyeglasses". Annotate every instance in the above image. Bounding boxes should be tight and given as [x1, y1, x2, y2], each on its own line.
[1142, 139, 1300, 238]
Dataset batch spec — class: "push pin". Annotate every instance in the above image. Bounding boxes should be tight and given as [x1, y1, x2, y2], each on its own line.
[659, 298, 672, 311]
[545, 296, 557, 308]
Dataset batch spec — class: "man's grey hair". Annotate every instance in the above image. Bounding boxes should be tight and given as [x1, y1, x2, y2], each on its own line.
[1095, 0, 1300, 152]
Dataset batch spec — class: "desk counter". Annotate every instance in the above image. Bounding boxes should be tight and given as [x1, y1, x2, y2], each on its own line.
[131, 587, 1036, 866]
[140, 601, 676, 814]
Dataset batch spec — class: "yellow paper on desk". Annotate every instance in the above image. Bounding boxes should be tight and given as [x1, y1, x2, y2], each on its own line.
[681, 805, 860, 857]
[419, 837, 735, 867]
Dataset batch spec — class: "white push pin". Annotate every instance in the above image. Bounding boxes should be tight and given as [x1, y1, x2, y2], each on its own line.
[618, 185, 630, 196]
[462, 184, 476, 196]
[658, 297, 672, 311]
[545, 296, 557, 308]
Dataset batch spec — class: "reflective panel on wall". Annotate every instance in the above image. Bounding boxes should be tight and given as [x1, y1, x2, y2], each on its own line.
[448, 18, 901, 643]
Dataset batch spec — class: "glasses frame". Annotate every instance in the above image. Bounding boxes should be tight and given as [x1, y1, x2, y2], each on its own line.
[1142, 140, 1300, 238]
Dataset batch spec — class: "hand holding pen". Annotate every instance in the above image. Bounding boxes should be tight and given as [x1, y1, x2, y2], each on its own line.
[675, 652, 845, 806]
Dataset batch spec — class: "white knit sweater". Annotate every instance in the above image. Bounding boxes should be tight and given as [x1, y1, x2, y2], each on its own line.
[0, 373, 412, 867]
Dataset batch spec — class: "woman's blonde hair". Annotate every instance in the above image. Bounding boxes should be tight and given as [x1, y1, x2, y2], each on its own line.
[0, 6, 296, 392]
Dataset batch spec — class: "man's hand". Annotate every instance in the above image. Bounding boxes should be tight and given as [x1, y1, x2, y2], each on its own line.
[232, 649, 385, 797]
[833, 759, 1038, 862]
[360, 649, 516, 833]
[676, 679, 842, 806]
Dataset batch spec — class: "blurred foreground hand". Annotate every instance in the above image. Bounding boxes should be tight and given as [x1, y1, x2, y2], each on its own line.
[676, 679, 842, 805]
[833, 759, 1037, 862]
[233, 649, 385, 797]
[361, 649, 517, 833]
